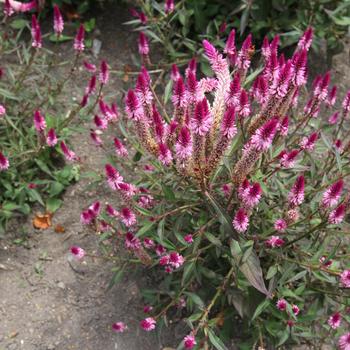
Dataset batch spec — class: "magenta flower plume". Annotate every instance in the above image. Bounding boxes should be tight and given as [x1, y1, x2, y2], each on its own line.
[238, 179, 250, 199]
[114, 137, 128, 157]
[90, 130, 103, 146]
[93, 114, 108, 130]
[276, 299, 287, 311]
[60, 141, 76, 161]
[172, 77, 187, 108]
[31, 15, 42, 48]
[83, 61, 96, 72]
[279, 116, 289, 136]
[138, 32, 149, 55]
[184, 334, 196, 349]
[225, 73, 241, 107]
[186, 57, 197, 77]
[74, 24, 85, 52]
[338, 332, 350, 350]
[33, 110, 46, 132]
[329, 204, 346, 224]
[340, 270, 350, 288]
[251, 117, 279, 151]
[99, 60, 109, 85]
[85, 75, 97, 95]
[270, 35, 280, 55]
[342, 90, 350, 118]
[232, 208, 249, 233]
[0, 104, 5, 117]
[158, 143, 173, 166]
[292, 49, 307, 86]
[288, 175, 305, 207]
[125, 232, 141, 250]
[238, 89, 250, 118]
[224, 29, 236, 64]
[46, 128, 58, 147]
[202, 39, 227, 75]
[80, 94, 89, 107]
[190, 98, 212, 135]
[175, 126, 192, 161]
[315, 71, 330, 101]
[165, 0, 175, 13]
[300, 132, 319, 151]
[280, 149, 299, 168]
[297, 27, 313, 51]
[170, 64, 180, 81]
[120, 207, 137, 227]
[271, 60, 293, 98]
[0, 151, 9, 171]
[261, 36, 270, 59]
[265, 235, 285, 248]
[112, 322, 127, 333]
[274, 219, 287, 232]
[329, 111, 339, 125]
[236, 33, 253, 71]
[186, 71, 199, 103]
[53, 4, 64, 36]
[140, 317, 156, 331]
[70, 246, 85, 260]
[125, 89, 143, 121]
[221, 106, 237, 139]
[322, 179, 343, 208]
[4, 0, 14, 16]
[242, 182, 262, 208]
[152, 105, 165, 141]
[106, 204, 119, 217]
[328, 312, 341, 330]
[327, 85, 337, 107]
[136, 71, 153, 105]
[105, 164, 123, 190]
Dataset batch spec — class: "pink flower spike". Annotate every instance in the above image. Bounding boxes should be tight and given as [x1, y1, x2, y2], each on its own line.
[114, 138, 128, 158]
[70, 246, 85, 260]
[288, 176, 305, 207]
[99, 60, 109, 85]
[94, 114, 108, 130]
[338, 332, 350, 350]
[232, 208, 249, 233]
[274, 219, 287, 232]
[276, 299, 287, 311]
[90, 130, 103, 146]
[238, 179, 250, 199]
[170, 64, 180, 81]
[322, 179, 344, 208]
[74, 24, 85, 52]
[125, 90, 143, 121]
[165, 0, 175, 13]
[221, 183, 232, 198]
[112, 322, 127, 333]
[143, 238, 155, 249]
[342, 90, 350, 118]
[279, 116, 289, 136]
[261, 36, 270, 59]
[0, 152, 9, 171]
[0, 104, 5, 116]
[31, 15, 42, 48]
[4, 0, 14, 16]
[328, 312, 341, 330]
[169, 252, 184, 269]
[143, 305, 153, 313]
[327, 85, 337, 107]
[53, 4, 64, 36]
[85, 75, 97, 95]
[158, 143, 173, 166]
[280, 149, 299, 169]
[190, 98, 212, 135]
[271, 60, 293, 98]
[265, 235, 285, 248]
[251, 117, 279, 151]
[120, 207, 137, 227]
[242, 182, 262, 208]
[46, 128, 58, 147]
[297, 27, 313, 51]
[172, 77, 187, 108]
[238, 90, 250, 118]
[184, 334, 196, 349]
[33, 110, 46, 132]
[186, 58, 197, 77]
[299, 132, 319, 151]
[140, 317, 156, 331]
[175, 126, 192, 161]
[335, 139, 343, 152]
[83, 61, 96, 72]
[329, 112, 339, 125]
[80, 94, 89, 107]
[184, 234, 193, 244]
[125, 232, 141, 250]
[60, 141, 76, 161]
[340, 270, 350, 288]
[292, 304, 300, 316]
[105, 164, 123, 190]
[138, 32, 149, 56]
[329, 204, 346, 224]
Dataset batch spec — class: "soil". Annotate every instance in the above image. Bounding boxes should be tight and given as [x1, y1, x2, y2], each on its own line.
[1, 2, 350, 349]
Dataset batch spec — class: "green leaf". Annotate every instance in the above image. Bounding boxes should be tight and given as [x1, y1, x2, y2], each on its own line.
[184, 292, 205, 309]
[251, 299, 270, 321]
[49, 182, 65, 197]
[230, 240, 270, 296]
[208, 329, 228, 350]
[204, 232, 222, 247]
[10, 19, 28, 30]
[27, 189, 45, 206]
[49, 34, 73, 43]
[157, 218, 165, 243]
[182, 261, 196, 286]
[162, 184, 175, 200]
[135, 220, 155, 237]
[46, 198, 62, 213]
[107, 268, 124, 290]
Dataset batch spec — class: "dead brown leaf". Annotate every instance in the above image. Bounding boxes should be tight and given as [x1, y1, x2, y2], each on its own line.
[54, 224, 65, 233]
[33, 212, 52, 230]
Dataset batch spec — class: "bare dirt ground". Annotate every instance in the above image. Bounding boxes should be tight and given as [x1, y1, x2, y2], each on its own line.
[1, 2, 350, 349]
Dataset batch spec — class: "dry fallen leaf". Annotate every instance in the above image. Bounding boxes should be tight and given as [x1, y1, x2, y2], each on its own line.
[54, 224, 65, 233]
[33, 212, 52, 230]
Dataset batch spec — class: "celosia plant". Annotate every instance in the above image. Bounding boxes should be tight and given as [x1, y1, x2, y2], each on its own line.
[70, 27, 350, 349]
[0, 4, 90, 231]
